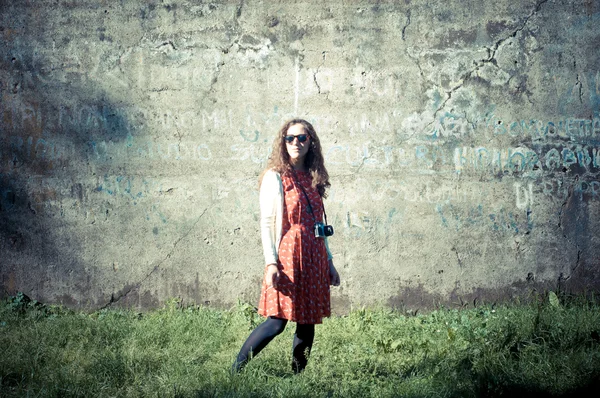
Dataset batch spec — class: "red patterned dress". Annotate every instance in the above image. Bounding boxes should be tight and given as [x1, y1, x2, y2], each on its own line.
[258, 170, 331, 324]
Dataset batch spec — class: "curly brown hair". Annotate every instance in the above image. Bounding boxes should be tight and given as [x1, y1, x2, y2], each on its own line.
[261, 119, 331, 198]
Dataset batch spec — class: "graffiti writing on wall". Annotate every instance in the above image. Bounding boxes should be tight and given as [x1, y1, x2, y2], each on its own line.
[0, 97, 240, 135]
[426, 113, 600, 142]
[454, 144, 600, 173]
[328, 178, 486, 205]
[436, 203, 533, 234]
[540, 178, 600, 201]
[0, 134, 214, 165]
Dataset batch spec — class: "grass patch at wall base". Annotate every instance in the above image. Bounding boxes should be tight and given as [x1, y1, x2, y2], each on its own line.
[1, 293, 599, 397]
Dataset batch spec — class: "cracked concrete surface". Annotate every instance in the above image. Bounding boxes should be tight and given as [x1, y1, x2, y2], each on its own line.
[312, 51, 328, 96]
[401, 10, 411, 41]
[100, 207, 209, 309]
[1, 0, 599, 311]
[422, 0, 551, 132]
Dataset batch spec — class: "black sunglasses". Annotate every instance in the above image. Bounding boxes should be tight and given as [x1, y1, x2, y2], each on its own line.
[284, 134, 309, 143]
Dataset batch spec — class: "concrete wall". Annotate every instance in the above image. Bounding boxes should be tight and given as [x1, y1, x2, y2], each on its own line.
[1, 0, 599, 312]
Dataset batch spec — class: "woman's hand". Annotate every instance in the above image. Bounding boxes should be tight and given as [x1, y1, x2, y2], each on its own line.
[265, 264, 280, 288]
[328, 259, 340, 286]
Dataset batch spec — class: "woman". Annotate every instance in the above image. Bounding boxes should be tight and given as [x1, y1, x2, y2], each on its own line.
[232, 119, 340, 374]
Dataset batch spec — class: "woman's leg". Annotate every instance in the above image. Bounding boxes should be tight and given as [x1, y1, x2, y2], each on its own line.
[232, 317, 288, 372]
[292, 323, 315, 373]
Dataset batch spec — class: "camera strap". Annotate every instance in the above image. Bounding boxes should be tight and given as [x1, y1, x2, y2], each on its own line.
[292, 170, 328, 225]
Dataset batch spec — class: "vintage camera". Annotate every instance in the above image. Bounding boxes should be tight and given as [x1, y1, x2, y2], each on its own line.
[314, 222, 334, 238]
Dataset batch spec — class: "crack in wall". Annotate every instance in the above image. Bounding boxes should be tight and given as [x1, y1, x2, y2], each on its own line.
[208, 60, 226, 94]
[354, 153, 373, 174]
[405, 48, 437, 89]
[573, 249, 582, 272]
[426, 83, 463, 131]
[483, 0, 549, 66]
[556, 178, 583, 281]
[100, 207, 209, 309]
[557, 177, 574, 231]
[223, 0, 245, 45]
[313, 72, 321, 94]
[235, 0, 244, 19]
[156, 41, 177, 51]
[422, 0, 549, 134]
[173, 121, 184, 145]
[576, 73, 583, 104]
[401, 9, 411, 41]
[462, 111, 477, 131]
[451, 246, 463, 269]
[312, 51, 327, 95]
[221, 39, 237, 54]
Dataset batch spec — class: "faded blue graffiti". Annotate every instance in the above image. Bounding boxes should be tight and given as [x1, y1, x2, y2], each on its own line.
[95, 175, 163, 202]
[427, 114, 600, 142]
[454, 144, 600, 173]
[436, 204, 533, 233]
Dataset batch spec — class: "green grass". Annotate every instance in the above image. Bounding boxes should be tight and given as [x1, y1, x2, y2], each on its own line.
[1, 293, 600, 397]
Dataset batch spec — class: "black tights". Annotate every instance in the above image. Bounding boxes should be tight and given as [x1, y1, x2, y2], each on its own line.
[232, 317, 315, 373]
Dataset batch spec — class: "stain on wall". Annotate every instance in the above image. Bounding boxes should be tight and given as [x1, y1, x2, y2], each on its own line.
[1, 0, 599, 312]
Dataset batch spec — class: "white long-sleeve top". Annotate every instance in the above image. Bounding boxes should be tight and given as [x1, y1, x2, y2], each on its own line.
[260, 169, 333, 266]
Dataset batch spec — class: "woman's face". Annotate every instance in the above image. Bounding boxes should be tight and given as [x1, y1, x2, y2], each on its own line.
[285, 123, 311, 163]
